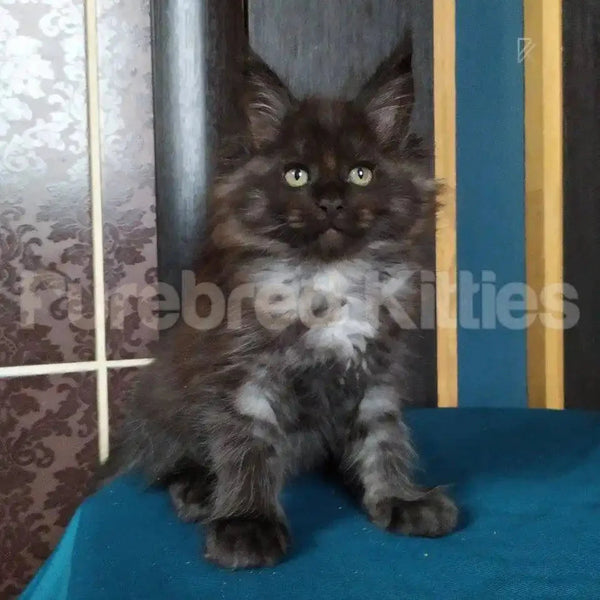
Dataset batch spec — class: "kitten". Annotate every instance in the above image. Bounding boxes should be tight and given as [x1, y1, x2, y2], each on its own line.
[109, 48, 458, 569]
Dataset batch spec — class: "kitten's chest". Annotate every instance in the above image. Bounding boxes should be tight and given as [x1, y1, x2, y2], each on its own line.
[254, 259, 380, 362]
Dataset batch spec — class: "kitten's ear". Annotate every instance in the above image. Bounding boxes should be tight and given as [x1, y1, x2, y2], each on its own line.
[357, 44, 414, 147]
[242, 51, 295, 149]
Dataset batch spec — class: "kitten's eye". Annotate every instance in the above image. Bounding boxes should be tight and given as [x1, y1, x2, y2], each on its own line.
[284, 166, 309, 188]
[348, 166, 373, 186]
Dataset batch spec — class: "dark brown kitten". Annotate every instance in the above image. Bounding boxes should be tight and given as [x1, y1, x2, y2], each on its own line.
[109, 48, 458, 569]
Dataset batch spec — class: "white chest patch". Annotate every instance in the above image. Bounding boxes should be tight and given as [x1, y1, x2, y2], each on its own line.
[251, 258, 412, 362]
[299, 260, 377, 359]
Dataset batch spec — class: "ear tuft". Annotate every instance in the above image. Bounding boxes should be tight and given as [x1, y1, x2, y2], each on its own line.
[357, 44, 414, 147]
[242, 51, 294, 149]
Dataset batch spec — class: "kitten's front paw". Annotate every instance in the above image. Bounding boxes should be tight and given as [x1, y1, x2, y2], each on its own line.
[204, 517, 289, 569]
[369, 489, 458, 538]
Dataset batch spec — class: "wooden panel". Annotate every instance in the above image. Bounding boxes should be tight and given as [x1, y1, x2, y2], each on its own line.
[563, 0, 600, 409]
[151, 0, 246, 297]
[524, 0, 564, 409]
[434, 0, 457, 408]
[248, 0, 436, 406]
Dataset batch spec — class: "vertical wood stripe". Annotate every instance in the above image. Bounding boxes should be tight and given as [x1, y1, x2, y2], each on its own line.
[84, 0, 110, 460]
[434, 0, 458, 408]
[524, 0, 564, 409]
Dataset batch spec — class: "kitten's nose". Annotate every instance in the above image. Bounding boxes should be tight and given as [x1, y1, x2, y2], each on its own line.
[317, 197, 344, 216]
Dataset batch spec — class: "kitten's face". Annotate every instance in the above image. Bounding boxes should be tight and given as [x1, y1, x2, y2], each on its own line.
[214, 51, 432, 261]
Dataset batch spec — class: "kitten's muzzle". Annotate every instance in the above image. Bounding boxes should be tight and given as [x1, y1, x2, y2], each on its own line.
[317, 196, 344, 219]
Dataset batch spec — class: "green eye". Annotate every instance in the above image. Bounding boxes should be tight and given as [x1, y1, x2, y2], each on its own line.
[348, 166, 373, 186]
[284, 166, 309, 187]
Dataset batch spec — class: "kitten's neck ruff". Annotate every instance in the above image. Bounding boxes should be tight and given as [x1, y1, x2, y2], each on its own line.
[249, 254, 415, 365]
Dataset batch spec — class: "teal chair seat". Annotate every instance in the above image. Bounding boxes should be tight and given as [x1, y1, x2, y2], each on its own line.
[22, 409, 600, 600]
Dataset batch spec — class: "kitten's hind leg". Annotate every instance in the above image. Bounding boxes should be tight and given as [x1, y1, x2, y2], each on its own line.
[165, 463, 215, 523]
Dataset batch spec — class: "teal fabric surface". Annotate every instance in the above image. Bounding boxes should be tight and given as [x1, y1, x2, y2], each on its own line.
[22, 409, 600, 599]
[20, 511, 81, 600]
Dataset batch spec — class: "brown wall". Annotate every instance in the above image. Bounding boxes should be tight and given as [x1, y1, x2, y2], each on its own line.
[0, 0, 157, 595]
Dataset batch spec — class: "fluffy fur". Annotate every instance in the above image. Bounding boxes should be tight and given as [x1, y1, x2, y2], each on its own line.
[108, 47, 458, 569]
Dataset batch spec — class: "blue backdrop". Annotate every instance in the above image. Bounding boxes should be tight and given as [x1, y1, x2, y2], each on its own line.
[456, 0, 527, 407]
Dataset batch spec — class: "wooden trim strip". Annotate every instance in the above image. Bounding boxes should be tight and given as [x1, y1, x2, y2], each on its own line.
[434, 0, 458, 408]
[524, 0, 564, 409]
[84, 0, 111, 459]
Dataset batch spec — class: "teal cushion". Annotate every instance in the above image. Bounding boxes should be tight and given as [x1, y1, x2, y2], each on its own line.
[22, 409, 600, 599]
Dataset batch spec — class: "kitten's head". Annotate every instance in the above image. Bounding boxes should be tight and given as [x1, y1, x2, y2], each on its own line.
[212, 47, 436, 261]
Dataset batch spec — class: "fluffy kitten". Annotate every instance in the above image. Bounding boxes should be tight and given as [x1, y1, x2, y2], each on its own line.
[110, 48, 458, 569]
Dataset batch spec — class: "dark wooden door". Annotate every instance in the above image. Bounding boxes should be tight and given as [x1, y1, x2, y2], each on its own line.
[563, 0, 600, 409]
